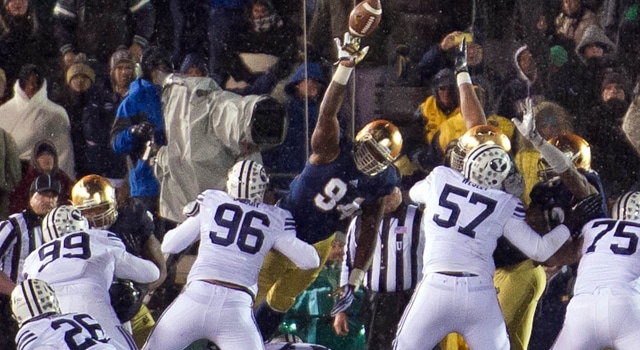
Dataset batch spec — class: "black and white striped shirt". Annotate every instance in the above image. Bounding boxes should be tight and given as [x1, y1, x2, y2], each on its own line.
[341, 204, 424, 292]
[0, 211, 43, 283]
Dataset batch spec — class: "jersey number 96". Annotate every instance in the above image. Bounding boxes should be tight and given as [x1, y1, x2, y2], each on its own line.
[209, 203, 268, 255]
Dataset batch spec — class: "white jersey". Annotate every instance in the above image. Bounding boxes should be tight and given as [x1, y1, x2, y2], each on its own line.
[573, 218, 640, 295]
[162, 189, 320, 296]
[16, 312, 116, 350]
[21, 230, 159, 291]
[409, 166, 570, 278]
[20, 229, 159, 350]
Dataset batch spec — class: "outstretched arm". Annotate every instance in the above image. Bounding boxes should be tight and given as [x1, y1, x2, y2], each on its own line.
[310, 33, 369, 165]
[512, 98, 597, 199]
[455, 38, 486, 129]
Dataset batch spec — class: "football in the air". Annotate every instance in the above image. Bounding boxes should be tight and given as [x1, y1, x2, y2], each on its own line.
[348, 0, 382, 37]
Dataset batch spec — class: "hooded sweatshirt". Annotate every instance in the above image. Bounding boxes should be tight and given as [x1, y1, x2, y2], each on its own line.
[8, 140, 74, 214]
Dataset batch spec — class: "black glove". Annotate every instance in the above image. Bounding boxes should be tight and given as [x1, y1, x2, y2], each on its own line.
[454, 37, 468, 75]
[130, 122, 155, 142]
[563, 193, 606, 238]
[330, 284, 355, 317]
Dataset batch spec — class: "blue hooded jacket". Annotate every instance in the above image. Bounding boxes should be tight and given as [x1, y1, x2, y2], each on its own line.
[261, 62, 327, 188]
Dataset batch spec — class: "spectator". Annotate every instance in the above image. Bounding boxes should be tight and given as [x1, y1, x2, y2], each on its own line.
[553, 0, 600, 50]
[179, 53, 208, 77]
[418, 29, 501, 107]
[111, 46, 170, 222]
[545, 44, 582, 115]
[0, 64, 75, 178]
[0, 127, 21, 220]
[207, 0, 249, 81]
[582, 71, 639, 204]
[408, 68, 460, 171]
[573, 24, 620, 116]
[8, 140, 73, 215]
[52, 0, 156, 74]
[0, 0, 53, 90]
[50, 53, 96, 178]
[0, 173, 60, 350]
[496, 44, 546, 124]
[82, 48, 133, 189]
[261, 61, 328, 193]
[222, 0, 296, 92]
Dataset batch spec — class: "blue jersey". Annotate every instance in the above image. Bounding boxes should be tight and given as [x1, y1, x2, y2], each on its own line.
[280, 150, 400, 244]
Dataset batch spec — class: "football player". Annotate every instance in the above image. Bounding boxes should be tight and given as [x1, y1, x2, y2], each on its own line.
[142, 160, 320, 350]
[11, 279, 117, 350]
[71, 174, 167, 346]
[551, 191, 640, 349]
[253, 32, 403, 340]
[393, 143, 594, 349]
[21, 205, 160, 350]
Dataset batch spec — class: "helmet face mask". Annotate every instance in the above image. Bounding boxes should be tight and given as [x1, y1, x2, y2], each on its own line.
[226, 160, 269, 203]
[450, 125, 511, 172]
[71, 175, 118, 229]
[353, 120, 403, 176]
[463, 144, 512, 189]
[42, 205, 89, 242]
[11, 279, 61, 327]
[611, 191, 640, 220]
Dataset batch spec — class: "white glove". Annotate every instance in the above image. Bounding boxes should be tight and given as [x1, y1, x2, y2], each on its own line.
[512, 97, 544, 147]
[334, 32, 369, 65]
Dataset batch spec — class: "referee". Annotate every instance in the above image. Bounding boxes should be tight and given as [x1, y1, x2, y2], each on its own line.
[333, 188, 424, 350]
[0, 174, 61, 349]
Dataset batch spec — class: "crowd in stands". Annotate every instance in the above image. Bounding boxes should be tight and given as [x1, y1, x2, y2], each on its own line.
[0, 0, 639, 349]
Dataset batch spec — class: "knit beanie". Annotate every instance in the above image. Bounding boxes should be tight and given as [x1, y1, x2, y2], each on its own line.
[601, 71, 627, 92]
[110, 48, 134, 73]
[549, 45, 568, 68]
[66, 53, 95, 84]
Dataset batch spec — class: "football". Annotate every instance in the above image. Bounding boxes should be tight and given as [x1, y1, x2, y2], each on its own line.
[348, 0, 382, 37]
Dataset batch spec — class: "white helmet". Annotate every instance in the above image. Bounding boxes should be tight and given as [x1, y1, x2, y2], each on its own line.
[42, 205, 90, 243]
[11, 279, 61, 327]
[463, 144, 512, 189]
[611, 191, 640, 221]
[226, 160, 269, 203]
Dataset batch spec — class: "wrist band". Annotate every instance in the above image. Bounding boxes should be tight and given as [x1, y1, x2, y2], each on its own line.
[457, 72, 472, 87]
[333, 65, 354, 85]
[349, 268, 365, 291]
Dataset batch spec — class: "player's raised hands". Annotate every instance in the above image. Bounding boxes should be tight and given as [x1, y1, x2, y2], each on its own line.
[454, 37, 468, 75]
[334, 32, 369, 65]
[512, 97, 544, 146]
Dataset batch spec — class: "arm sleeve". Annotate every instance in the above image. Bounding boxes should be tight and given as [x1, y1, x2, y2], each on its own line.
[273, 234, 320, 270]
[52, 0, 77, 54]
[339, 218, 358, 287]
[113, 247, 160, 283]
[503, 218, 570, 262]
[161, 216, 201, 254]
[111, 102, 135, 154]
[418, 44, 450, 82]
[129, 0, 155, 47]
[409, 175, 431, 205]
